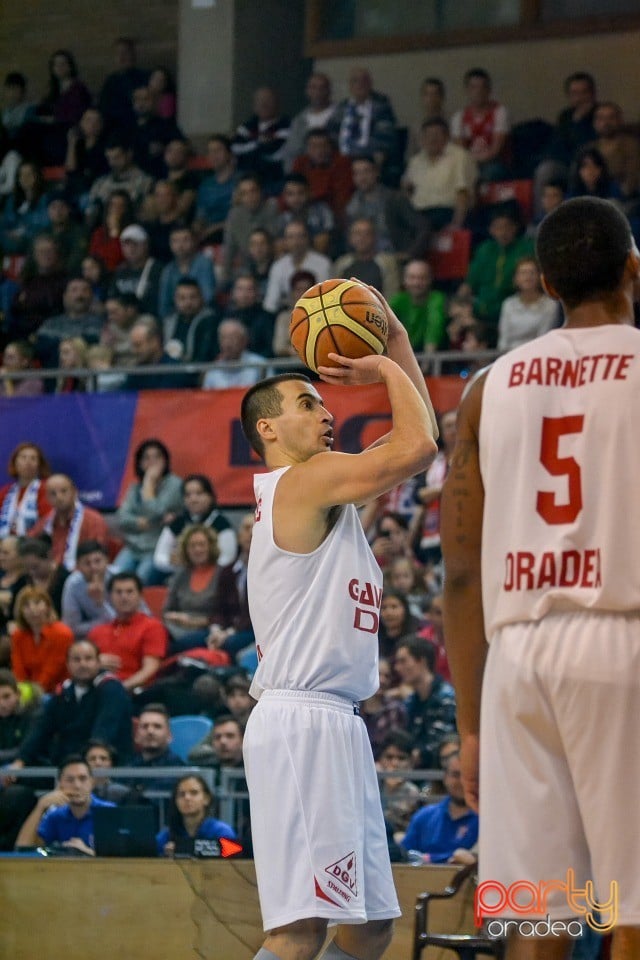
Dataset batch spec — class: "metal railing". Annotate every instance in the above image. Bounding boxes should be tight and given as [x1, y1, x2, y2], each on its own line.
[0, 349, 501, 392]
[12, 764, 446, 839]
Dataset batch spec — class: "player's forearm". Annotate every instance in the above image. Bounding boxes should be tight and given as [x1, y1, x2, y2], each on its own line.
[15, 805, 45, 848]
[381, 358, 437, 468]
[385, 325, 439, 440]
[443, 576, 487, 736]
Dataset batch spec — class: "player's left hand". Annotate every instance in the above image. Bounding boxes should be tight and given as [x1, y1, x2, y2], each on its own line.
[317, 352, 389, 385]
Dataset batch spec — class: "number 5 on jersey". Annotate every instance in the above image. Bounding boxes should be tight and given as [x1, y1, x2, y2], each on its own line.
[536, 415, 585, 525]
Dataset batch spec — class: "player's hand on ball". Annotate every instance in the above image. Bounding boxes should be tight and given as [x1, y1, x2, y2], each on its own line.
[318, 352, 387, 385]
[349, 278, 404, 341]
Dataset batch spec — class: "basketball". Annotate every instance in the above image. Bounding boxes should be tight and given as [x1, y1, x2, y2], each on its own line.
[289, 279, 388, 374]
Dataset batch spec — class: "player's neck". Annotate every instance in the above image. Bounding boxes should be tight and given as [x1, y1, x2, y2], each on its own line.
[564, 293, 634, 329]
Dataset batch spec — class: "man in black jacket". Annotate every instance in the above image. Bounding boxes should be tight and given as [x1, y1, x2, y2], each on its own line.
[10, 640, 132, 768]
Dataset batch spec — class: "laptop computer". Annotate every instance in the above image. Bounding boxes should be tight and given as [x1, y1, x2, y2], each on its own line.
[93, 805, 158, 857]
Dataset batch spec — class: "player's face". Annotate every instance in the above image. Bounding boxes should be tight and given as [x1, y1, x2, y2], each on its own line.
[271, 380, 334, 461]
[175, 777, 210, 818]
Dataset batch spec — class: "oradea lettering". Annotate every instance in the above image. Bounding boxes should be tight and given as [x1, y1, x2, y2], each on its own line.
[504, 549, 602, 591]
[348, 578, 382, 634]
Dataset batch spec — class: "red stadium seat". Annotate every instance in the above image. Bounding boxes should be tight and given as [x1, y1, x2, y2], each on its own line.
[142, 585, 168, 619]
[2, 255, 26, 281]
[428, 228, 472, 282]
[43, 166, 66, 183]
[187, 155, 212, 171]
[478, 179, 534, 222]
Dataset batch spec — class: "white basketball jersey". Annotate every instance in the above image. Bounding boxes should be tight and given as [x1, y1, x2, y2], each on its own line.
[479, 324, 640, 637]
[247, 467, 382, 702]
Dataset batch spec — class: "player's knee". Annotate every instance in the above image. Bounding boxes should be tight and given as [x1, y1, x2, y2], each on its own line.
[363, 918, 394, 951]
[267, 917, 327, 960]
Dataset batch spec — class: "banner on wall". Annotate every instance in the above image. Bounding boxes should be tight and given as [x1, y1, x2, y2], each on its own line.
[0, 378, 465, 509]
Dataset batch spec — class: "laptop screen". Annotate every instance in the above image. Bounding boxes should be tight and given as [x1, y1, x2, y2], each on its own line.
[93, 805, 158, 857]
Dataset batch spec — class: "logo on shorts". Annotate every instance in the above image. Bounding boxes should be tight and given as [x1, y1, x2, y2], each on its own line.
[325, 851, 358, 898]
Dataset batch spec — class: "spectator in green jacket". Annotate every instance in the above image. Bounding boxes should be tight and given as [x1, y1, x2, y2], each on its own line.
[459, 204, 535, 342]
[390, 259, 447, 353]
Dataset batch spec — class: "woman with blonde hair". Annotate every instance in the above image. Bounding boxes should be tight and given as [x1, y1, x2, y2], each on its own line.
[55, 336, 89, 393]
[162, 524, 221, 653]
[11, 585, 73, 692]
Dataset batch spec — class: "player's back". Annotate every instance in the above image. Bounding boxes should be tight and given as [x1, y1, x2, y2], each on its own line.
[480, 323, 640, 635]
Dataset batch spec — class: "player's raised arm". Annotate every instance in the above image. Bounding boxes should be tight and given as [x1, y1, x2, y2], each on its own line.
[307, 351, 437, 507]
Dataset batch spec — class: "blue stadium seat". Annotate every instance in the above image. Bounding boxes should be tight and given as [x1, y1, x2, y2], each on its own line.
[169, 715, 213, 761]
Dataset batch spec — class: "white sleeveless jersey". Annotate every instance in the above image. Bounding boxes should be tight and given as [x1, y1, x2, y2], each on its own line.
[247, 466, 382, 702]
[479, 324, 640, 637]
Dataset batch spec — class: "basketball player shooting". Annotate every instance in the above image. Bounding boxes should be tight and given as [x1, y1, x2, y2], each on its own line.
[239, 290, 437, 960]
[441, 197, 640, 960]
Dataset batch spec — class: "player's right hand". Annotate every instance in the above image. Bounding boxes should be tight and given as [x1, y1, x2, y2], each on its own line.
[317, 352, 390, 386]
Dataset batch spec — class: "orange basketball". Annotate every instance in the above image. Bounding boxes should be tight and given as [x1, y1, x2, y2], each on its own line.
[289, 279, 388, 374]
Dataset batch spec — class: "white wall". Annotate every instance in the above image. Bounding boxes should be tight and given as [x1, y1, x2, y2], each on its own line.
[316, 29, 640, 135]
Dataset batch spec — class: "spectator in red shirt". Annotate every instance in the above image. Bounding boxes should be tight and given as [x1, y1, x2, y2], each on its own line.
[89, 572, 167, 692]
[292, 128, 353, 221]
[89, 190, 135, 272]
[11, 585, 73, 693]
[29, 474, 111, 571]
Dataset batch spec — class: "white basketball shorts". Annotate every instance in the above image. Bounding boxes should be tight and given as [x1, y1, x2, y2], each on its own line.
[243, 689, 401, 931]
[479, 611, 640, 926]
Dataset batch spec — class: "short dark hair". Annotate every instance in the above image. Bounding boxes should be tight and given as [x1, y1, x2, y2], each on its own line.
[241, 373, 312, 457]
[380, 729, 413, 756]
[138, 702, 170, 720]
[18, 536, 52, 560]
[114, 292, 141, 311]
[421, 76, 445, 96]
[175, 277, 202, 293]
[5, 72, 26, 90]
[105, 134, 132, 153]
[75, 540, 108, 560]
[58, 755, 92, 778]
[67, 639, 101, 659]
[284, 173, 309, 189]
[421, 117, 449, 135]
[182, 473, 216, 503]
[543, 178, 567, 195]
[464, 67, 491, 86]
[214, 714, 244, 735]
[396, 635, 436, 673]
[107, 571, 143, 593]
[0, 669, 18, 692]
[239, 172, 262, 190]
[536, 197, 632, 309]
[84, 738, 117, 763]
[564, 71, 596, 95]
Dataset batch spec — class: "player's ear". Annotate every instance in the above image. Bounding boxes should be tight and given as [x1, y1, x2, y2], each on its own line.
[256, 417, 276, 444]
[626, 243, 640, 278]
[539, 272, 559, 301]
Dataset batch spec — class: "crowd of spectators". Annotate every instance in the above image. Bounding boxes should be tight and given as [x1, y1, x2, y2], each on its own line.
[4, 47, 640, 392]
[2, 41, 639, 884]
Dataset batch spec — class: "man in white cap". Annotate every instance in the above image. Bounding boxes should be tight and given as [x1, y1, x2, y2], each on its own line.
[109, 224, 163, 315]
